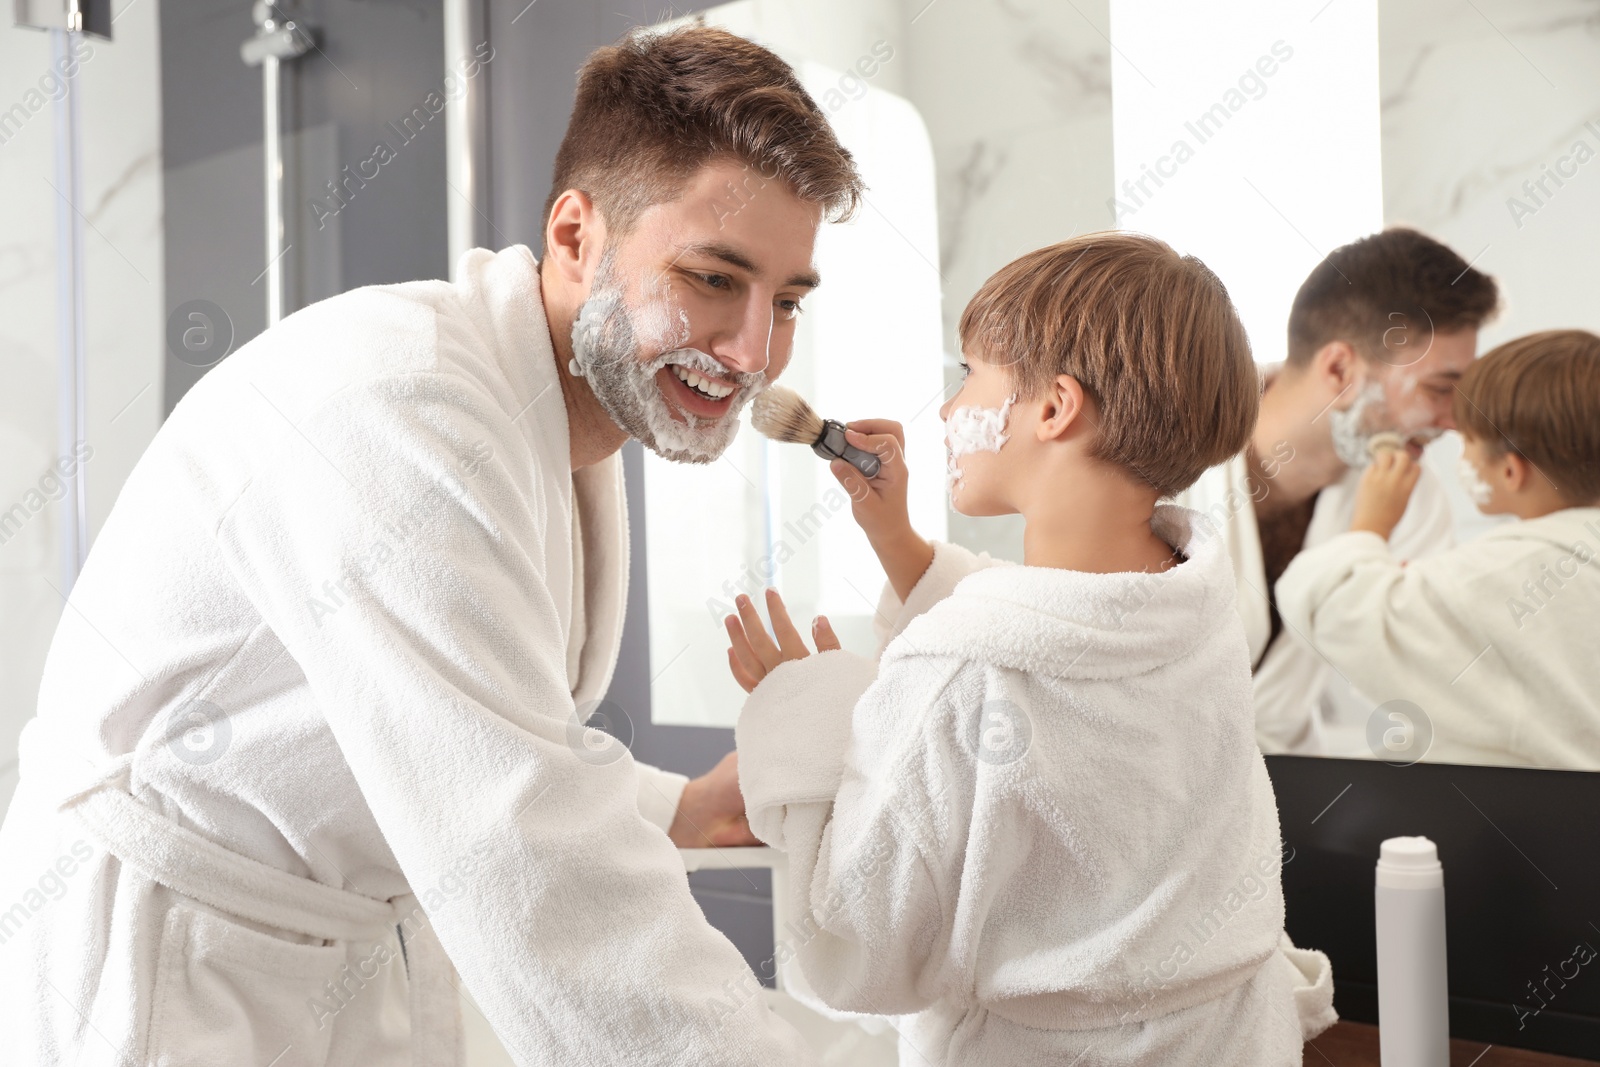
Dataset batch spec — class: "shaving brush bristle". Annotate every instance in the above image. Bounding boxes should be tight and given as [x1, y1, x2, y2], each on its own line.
[750, 386, 824, 445]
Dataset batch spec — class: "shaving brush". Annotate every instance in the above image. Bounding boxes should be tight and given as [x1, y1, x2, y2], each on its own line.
[750, 386, 881, 478]
[1367, 431, 1407, 457]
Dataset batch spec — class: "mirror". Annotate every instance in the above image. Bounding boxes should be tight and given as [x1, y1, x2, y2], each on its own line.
[639, 0, 1600, 774]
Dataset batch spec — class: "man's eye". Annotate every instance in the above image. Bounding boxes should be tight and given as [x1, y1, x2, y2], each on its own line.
[698, 273, 731, 290]
[777, 299, 804, 318]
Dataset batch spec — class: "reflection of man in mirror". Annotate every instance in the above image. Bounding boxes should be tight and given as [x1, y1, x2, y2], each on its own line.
[1175, 228, 1498, 752]
[0, 26, 856, 1066]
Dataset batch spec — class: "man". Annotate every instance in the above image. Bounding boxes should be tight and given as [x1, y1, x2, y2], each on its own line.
[1176, 228, 1499, 752]
[0, 26, 858, 1065]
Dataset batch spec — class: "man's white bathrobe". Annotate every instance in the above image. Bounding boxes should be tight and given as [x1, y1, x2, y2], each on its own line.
[736, 507, 1336, 1066]
[0, 245, 811, 1066]
[1277, 507, 1600, 769]
[1175, 455, 1453, 753]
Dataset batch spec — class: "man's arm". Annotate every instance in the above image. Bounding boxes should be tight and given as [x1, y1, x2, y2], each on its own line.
[218, 372, 810, 1065]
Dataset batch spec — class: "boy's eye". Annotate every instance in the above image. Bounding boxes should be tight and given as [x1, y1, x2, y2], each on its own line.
[958, 361, 971, 379]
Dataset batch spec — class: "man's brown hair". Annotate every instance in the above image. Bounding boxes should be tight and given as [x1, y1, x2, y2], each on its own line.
[1287, 227, 1499, 367]
[543, 26, 863, 238]
[1454, 329, 1600, 506]
[958, 232, 1259, 498]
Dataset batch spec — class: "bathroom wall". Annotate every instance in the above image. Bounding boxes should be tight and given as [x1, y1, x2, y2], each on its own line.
[698, 0, 1117, 566]
[1382, 0, 1600, 541]
[161, 0, 450, 415]
[905, 0, 1116, 561]
[0, 9, 166, 817]
[1380, 0, 1600, 345]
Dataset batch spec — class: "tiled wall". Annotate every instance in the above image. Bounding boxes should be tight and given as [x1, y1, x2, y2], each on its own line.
[0, 9, 165, 816]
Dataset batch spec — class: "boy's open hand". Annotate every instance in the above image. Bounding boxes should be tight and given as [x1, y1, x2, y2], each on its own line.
[724, 588, 840, 693]
[1351, 448, 1421, 539]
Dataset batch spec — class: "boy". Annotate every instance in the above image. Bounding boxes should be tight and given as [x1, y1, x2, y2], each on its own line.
[723, 234, 1336, 1065]
[1277, 330, 1600, 769]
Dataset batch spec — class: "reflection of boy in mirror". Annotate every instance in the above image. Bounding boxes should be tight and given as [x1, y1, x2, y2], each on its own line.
[1175, 228, 1500, 752]
[1278, 331, 1600, 769]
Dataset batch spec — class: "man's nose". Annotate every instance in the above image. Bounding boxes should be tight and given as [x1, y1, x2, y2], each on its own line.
[712, 298, 775, 377]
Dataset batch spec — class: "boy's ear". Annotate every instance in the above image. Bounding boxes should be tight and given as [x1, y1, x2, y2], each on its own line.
[1036, 374, 1088, 442]
[1501, 450, 1534, 493]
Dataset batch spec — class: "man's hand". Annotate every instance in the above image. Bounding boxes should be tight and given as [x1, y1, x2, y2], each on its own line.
[724, 587, 840, 694]
[668, 751, 760, 848]
[830, 420, 934, 602]
[1351, 448, 1421, 539]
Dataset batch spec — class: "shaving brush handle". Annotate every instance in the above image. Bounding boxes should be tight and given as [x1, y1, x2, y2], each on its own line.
[839, 443, 881, 479]
[812, 421, 881, 479]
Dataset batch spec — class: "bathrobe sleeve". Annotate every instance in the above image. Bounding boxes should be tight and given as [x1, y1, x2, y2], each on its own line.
[872, 540, 1007, 655]
[737, 647, 970, 1015]
[1275, 531, 1468, 707]
[634, 762, 689, 832]
[215, 373, 812, 1065]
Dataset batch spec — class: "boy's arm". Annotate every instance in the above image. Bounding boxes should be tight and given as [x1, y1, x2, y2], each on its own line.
[828, 421, 1006, 654]
[1275, 532, 1459, 708]
[735, 651, 958, 1016]
[871, 539, 1002, 654]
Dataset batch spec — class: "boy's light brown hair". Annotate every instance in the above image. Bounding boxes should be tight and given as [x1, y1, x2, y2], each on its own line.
[543, 26, 863, 238]
[958, 232, 1258, 498]
[1454, 330, 1600, 506]
[1287, 227, 1499, 366]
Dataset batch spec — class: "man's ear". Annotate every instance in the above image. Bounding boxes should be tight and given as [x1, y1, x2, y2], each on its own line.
[1036, 375, 1087, 442]
[544, 189, 604, 285]
[1313, 340, 1368, 404]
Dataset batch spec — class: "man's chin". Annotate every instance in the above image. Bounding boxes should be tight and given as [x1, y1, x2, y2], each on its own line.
[637, 405, 742, 465]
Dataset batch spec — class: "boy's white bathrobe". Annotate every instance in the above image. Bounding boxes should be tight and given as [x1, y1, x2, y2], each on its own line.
[0, 245, 811, 1066]
[1276, 507, 1600, 769]
[1175, 454, 1453, 753]
[736, 506, 1336, 1066]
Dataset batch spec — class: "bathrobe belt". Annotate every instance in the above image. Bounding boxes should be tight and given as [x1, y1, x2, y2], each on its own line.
[22, 722, 464, 1067]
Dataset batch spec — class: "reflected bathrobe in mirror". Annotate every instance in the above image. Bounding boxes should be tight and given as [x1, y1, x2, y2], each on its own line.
[736, 506, 1336, 1066]
[0, 245, 811, 1066]
[1175, 452, 1453, 753]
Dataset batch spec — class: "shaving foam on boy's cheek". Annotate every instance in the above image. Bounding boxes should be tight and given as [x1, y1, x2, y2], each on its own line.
[1457, 456, 1494, 507]
[944, 394, 1016, 499]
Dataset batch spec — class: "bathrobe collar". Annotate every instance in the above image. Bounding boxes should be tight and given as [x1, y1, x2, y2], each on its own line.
[463, 245, 631, 709]
[1476, 505, 1600, 554]
[891, 505, 1236, 681]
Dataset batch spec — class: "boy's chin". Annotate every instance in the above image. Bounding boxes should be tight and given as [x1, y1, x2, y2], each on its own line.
[949, 492, 1008, 517]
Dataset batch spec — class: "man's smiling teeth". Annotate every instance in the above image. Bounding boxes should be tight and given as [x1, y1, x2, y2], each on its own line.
[672, 364, 734, 399]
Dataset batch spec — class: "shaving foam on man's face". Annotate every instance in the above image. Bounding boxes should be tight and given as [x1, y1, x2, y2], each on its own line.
[1328, 369, 1446, 468]
[570, 252, 765, 464]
